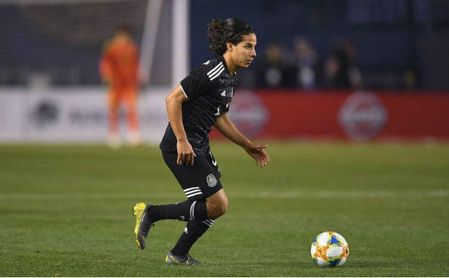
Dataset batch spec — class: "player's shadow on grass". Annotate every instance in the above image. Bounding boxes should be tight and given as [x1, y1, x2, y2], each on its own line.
[344, 259, 395, 268]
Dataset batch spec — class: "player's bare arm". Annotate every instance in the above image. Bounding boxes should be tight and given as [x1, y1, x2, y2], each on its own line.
[214, 113, 269, 167]
[165, 85, 196, 166]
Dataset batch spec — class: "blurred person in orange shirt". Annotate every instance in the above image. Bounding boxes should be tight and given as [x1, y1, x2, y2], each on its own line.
[100, 25, 142, 147]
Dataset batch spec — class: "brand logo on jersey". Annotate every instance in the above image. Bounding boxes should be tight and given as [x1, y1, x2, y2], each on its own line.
[220, 88, 234, 98]
[203, 60, 211, 65]
[210, 152, 218, 166]
[338, 92, 387, 141]
[206, 174, 218, 187]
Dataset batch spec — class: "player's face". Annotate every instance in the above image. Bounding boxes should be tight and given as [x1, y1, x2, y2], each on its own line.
[230, 33, 257, 70]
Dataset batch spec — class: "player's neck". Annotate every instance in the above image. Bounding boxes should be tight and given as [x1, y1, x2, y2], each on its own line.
[222, 53, 238, 75]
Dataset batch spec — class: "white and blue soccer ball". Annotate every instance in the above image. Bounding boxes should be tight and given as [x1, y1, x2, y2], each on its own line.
[310, 231, 349, 267]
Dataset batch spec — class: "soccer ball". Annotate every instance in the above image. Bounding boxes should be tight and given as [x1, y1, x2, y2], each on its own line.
[310, 231, 349, 267]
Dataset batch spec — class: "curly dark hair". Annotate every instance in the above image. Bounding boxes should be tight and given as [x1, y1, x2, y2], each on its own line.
[207, 18, 255, 56]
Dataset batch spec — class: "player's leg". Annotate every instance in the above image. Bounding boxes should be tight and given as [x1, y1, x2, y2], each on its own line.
[205, 188, 228, 219]
[166, 151, 227, 265]
[132, 198, 208, 250]
[170, 219, 215, 256]
[132, 152, 219, 250]
[167, 189, 228, 264]
[166, 219, 212, 265]
[107, 89, 120, 148]
[144, 152, 222, 223]
[142, 188, 227, 222]
[123, 87, 141, 145]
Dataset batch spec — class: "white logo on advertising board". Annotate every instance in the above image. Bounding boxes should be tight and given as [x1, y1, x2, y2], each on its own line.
[229, 91, 268, 137]
[338, 92, 388, 141]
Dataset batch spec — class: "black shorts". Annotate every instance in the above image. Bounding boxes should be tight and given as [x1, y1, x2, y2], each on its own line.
[162, 150, 223, 201]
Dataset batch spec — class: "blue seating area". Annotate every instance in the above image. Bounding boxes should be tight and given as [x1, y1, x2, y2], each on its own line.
[0, 6, 103, 85]
[190, 0, 449, 90]
[0, 0, 448, 89]
[0, 1, 146, 86]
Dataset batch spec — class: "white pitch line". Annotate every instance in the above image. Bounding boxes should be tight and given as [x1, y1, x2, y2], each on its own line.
[0, 190, 447, 201]
[232, 190, 449, 199]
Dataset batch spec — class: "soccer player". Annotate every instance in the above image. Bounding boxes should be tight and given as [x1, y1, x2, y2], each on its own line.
[132, 18, 269, 265]
[99, 25, 141, 147]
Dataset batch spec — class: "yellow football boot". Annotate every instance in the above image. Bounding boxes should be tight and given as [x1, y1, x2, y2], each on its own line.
[132, 202, 153, 250]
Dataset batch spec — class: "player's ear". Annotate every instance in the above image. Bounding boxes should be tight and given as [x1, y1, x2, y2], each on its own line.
[226, 42, 234, 52]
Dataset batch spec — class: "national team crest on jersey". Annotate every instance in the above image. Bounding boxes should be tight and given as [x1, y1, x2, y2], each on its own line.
[206, 174, 218, 187]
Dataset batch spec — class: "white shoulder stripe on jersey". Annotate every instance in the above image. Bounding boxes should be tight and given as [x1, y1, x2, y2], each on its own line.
[207, 63, 223, 76]
[184, 187, 200, 192]
[206, 62, 223, 77]
[179, 84, 188, 99]
[207, 64, 224, 79]
[209, 67, 225, 81]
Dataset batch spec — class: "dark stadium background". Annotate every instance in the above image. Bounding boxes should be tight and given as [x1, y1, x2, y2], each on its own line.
[0, 1, 448, 276]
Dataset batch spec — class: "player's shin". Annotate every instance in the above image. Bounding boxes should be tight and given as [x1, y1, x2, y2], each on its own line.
[171, 219, 214, 256]
[147, 199, 207, 222]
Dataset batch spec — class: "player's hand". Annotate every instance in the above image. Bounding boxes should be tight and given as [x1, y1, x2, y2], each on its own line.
[176, 139, 196, 166]
[245, 143, 270, 167]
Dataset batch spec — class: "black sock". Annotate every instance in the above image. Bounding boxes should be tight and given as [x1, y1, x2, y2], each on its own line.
[171, 219, 214, 256]
[147, 200, 207, 222]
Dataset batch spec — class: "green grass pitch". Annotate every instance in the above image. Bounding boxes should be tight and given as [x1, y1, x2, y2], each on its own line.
[0, 142, 448, 276]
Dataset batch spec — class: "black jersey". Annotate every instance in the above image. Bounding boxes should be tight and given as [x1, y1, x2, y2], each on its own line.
[160, 57, 238, 155]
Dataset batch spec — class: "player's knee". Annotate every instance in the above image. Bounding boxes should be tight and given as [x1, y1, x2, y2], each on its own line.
[209, 204, 227, 219]
[216, 200, 228, 216]
[206, 198, 228, 219]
